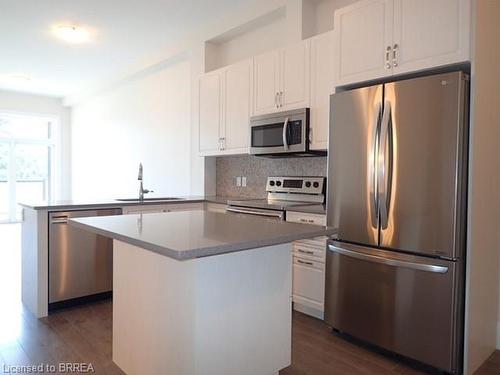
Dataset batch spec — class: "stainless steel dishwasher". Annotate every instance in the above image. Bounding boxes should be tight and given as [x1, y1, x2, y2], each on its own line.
[49, 208, 122, 307]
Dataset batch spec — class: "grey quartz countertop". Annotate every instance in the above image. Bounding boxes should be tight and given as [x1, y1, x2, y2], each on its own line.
[18, 196, 232, 211]
[69, 210, 335, 261]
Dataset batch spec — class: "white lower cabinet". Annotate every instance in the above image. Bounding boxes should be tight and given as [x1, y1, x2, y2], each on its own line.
[287, 211, 327, 320]
[122, 203, 204, 215]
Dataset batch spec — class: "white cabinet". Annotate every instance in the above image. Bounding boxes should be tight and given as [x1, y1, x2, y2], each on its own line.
[392, 0, 470, 75]
[122, 203, 203, 215]
[287, 211, 327, 226]
[334, 0, 393, 86]
[334, 0, 470, 86]
[222, 60, 252, 153]
[287, 211, 327, 320]
[253, 40, 310, 115]
[310, 31, 335, 150]
[198, 72, 222, 154]
[198, 59, 252, 156]
[253, 51, 280, 115]
[280, 41, 310, 111]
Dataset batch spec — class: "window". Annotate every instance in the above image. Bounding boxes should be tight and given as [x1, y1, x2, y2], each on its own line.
[0, 113, 59, 223]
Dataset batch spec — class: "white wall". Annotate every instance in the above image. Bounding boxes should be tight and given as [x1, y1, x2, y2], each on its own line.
[71, 58, 192, 199]
[0, 90, 71, 199]
[68, 0, 291, 198]
[464, 0, 500, 372]
[205, 11, 288, 71]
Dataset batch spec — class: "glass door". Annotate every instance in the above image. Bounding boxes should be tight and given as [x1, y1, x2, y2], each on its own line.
[0, 143, 10, 222]
[0, 113, 57, 223]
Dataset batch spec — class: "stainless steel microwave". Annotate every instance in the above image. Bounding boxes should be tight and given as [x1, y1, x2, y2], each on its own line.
[249, 108, 325, 157]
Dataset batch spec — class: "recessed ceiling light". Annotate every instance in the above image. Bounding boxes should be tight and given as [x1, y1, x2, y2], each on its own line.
[0, 74, 33, 84]
[53, 24, 90, 44]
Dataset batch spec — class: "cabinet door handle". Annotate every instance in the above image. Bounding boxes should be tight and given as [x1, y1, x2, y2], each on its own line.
[297, 248, 315, 255]
[385, 46, 392, 69]
[275, 92, 278, 108]
[221, 137, 225, 150]
[279, 91, 283, 108]
[392, 44, 399, 67]
[297, 259, 314, 266]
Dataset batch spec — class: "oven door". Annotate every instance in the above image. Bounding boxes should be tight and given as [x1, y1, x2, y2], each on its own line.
[249, 109, 308, 155]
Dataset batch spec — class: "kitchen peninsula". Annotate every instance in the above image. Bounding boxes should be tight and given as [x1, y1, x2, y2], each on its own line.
[70, 210, 334, 375]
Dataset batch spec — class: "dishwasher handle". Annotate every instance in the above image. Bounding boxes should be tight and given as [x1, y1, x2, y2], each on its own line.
[51, 216, 69, 224]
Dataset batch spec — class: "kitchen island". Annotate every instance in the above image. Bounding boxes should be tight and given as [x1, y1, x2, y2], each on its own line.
[70, 210, 334, 375]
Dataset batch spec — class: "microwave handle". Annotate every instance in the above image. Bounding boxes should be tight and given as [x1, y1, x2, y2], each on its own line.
[282, 117, 289, 151]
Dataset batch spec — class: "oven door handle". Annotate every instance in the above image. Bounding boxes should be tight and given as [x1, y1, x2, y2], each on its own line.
[282, 117, 289, 151]
[226, 206, 285, 220]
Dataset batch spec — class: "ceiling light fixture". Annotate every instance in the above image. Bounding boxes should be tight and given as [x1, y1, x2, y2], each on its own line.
[6, 74, 32, 82]
[53, 24, 90, 44]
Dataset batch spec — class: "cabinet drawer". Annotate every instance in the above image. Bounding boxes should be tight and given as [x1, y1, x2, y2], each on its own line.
[295, 236, 327, 248]
[293, 258, 325, 304]
[204, 202, 227, 213]
[286, 211, 326, 226]
[293, 256, 324, 270]
[293, 242, 325, 261]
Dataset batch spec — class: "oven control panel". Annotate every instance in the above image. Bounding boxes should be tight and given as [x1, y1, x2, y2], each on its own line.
[266, 176, 325, 195]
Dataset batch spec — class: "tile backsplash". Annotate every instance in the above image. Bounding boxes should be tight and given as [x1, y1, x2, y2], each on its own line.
[216, 155, 327, 198]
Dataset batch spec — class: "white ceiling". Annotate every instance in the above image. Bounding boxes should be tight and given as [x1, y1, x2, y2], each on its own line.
[0, 0, 253, 99]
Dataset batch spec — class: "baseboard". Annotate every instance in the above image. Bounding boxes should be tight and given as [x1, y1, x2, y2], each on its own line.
[293, 302, 324, 320]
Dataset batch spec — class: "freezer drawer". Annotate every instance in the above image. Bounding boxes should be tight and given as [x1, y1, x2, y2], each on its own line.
[325, 241, 462, 373]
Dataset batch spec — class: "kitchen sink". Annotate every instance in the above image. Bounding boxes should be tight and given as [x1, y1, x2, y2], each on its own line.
[116, 197, 184, 202]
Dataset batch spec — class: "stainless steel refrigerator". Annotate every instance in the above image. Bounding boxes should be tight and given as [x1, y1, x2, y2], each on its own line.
[325, 71, 469, 373]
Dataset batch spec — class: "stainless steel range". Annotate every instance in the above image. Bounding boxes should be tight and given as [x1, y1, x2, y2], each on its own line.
[227, 176, 325, 220]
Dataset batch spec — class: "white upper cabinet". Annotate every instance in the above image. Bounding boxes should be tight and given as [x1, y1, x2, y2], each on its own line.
[280, 41, 311, 111]
[198, 72, 222, 154]
[222, 59, 252, 153]
[310, 31, 335, 151]
[253, 51, 281, 115]
[198, 59, 252, 156]
[392, 0, 470, 75]
[334, 0, 393, 86]
[254, 40, 311, 115]
[334, 0, 470, 86]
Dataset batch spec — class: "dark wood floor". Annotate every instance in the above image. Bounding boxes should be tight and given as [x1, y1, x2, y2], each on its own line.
[1, 224, 499, 374]
[0, 301, 498, 375]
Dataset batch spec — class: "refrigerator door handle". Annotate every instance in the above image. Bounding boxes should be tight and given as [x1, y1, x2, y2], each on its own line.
[370, 102, 382, 228]
[378, 100, 394, 229]
[328, 244, 449, 274]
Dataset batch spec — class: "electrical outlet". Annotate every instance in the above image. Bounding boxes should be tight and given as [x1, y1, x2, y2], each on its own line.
[241, 176, 247, 187]
[236, 176, 242, 187]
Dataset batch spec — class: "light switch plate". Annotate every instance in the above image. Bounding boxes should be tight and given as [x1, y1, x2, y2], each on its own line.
[236, 176, 242, 187]
[241, 177, 247, 187]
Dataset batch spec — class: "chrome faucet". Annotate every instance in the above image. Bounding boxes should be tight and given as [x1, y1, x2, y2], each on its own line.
[138, 163, 153, 201]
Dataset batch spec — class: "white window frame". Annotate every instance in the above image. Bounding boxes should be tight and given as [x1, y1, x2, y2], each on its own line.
[0, 111, 60, 223]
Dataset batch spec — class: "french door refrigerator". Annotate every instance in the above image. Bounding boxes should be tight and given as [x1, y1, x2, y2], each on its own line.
[325, 71, 469, 373]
